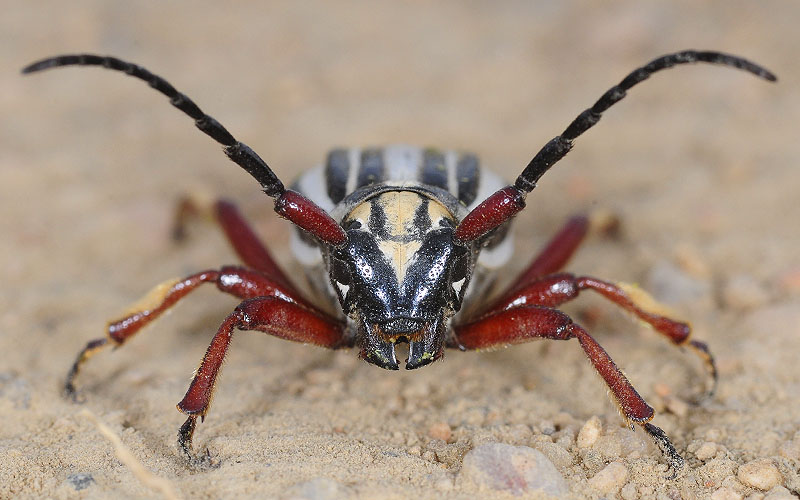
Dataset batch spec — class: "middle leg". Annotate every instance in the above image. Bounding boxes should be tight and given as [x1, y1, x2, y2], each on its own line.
[486, 272, 716, 398]
[496, 211, 620, 301]
[173, 196, 299, 294]
[65, 265, 315, 398]
[452, 305, 685, 474]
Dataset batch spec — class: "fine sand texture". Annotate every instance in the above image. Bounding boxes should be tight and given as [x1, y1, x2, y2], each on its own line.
[2, 2, 799, 499]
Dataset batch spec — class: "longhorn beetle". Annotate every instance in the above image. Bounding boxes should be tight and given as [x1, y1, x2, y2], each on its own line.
[23, 51, 775, 473]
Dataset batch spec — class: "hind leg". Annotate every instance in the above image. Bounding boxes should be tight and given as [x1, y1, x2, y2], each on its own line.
[453, 305, 684, 475]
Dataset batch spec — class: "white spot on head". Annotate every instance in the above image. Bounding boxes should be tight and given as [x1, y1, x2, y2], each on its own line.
[355, 256, 373, 280]
[427, 252, 448, 280]
[452, 277, 466, 296]
[476, 233, 514, 269]
[335, 281, 350, 299]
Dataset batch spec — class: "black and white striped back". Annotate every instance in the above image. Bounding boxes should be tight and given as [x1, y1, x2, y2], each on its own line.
[290, 145, 513, 271]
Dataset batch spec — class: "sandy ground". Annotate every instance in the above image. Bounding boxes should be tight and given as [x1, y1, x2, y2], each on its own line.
[2, 2, 799, 499]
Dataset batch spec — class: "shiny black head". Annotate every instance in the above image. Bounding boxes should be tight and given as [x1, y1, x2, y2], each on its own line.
[329, 191, 471, 370]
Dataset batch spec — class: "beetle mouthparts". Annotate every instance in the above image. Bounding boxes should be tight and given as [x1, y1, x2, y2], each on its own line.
[382, 318, 425, 334]
[406, 338, 442, 370]
[361, 336, 400, 370]
[360, 321, 444, 370]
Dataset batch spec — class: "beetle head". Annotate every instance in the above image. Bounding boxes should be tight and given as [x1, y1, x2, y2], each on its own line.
[329, 191, 471, 370]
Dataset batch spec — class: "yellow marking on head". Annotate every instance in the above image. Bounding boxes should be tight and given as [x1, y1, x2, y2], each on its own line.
[345, 191, 456, 282]
[346, 200, 372, 227]
[382, 193, 430, 280]
[381, 192, 421, 237]
[427, 195, 453, 229]
[378, 239, 421, 281]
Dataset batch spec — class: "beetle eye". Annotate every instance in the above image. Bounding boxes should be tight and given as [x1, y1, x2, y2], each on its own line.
[345, 219, 362, 230]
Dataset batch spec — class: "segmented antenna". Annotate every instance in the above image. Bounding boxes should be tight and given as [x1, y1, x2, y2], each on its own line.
[23, 54, 347, 246]
[22, 54, 285, 197]
[514, 50, 777, 193]
[455, 50, 775, 244]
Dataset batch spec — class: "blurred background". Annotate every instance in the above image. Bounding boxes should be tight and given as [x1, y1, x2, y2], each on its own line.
[1, 1, 798, 497]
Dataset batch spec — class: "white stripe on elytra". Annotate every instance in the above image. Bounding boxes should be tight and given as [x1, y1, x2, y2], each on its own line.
[476, 232, 514, 269]
[445, 150, 458, 198]
[297, 164, 335, 212]
[384, 144, 422, 182]
[467, 164, 506, 212]
[346, 147, 361, 195]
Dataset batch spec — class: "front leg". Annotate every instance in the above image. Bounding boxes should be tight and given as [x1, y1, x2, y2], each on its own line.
[177, 296, 349, 461]
[64, 265, 312, 398]
[452, 305, 685, 475]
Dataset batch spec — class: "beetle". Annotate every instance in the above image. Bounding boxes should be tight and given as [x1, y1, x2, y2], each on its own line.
[23, 50, 775, 473]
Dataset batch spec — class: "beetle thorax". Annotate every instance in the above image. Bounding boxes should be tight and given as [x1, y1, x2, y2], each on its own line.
[329, 191, 470, 370]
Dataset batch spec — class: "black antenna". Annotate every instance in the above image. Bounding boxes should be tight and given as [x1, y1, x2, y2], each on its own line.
[23, 54, 285, 198]
[514, 50, 777, 194]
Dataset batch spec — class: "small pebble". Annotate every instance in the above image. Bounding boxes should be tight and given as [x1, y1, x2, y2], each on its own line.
[532, 440, 573, 469]
[429, 471, 454, 492]
[777, 432, 800, 460]
[66, 473, 95, 491]
[281, 477, 351, 500]
[674, 243, 712, 278]
[646, 260, 711, 306]
[588, 461, 628, 494]
[458, 442, 568, 497]
[611, 427, 649, 458]
[695, 442, 718, 461]
[593, 434, 623, 460]
[737, 459, 782, 491]
[712, 487, 743, 500]
[663, 395, 689, 418]
[722, 274, 770, 310]
[427, 421, 452, 443]
[577, 416, 602, 448]
[538, 419, 556, 436]
[653, 382, 672, 398]
[764, 486, 795, 500]
[620, 482, 638, 500]
[776, 267, 800, 294]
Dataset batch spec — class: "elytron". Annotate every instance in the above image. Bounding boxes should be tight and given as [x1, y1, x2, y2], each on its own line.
[23, 50, 775, 473]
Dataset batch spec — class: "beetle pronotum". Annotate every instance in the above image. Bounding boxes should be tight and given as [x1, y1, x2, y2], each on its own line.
[23, 50, 775, 473]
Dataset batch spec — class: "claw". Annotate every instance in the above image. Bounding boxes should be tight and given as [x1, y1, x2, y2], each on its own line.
[64, 337, 108, 403]
[643, 423, 685, 479]
[178, 407, 220, 469]
[687, 340, 717, 402]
